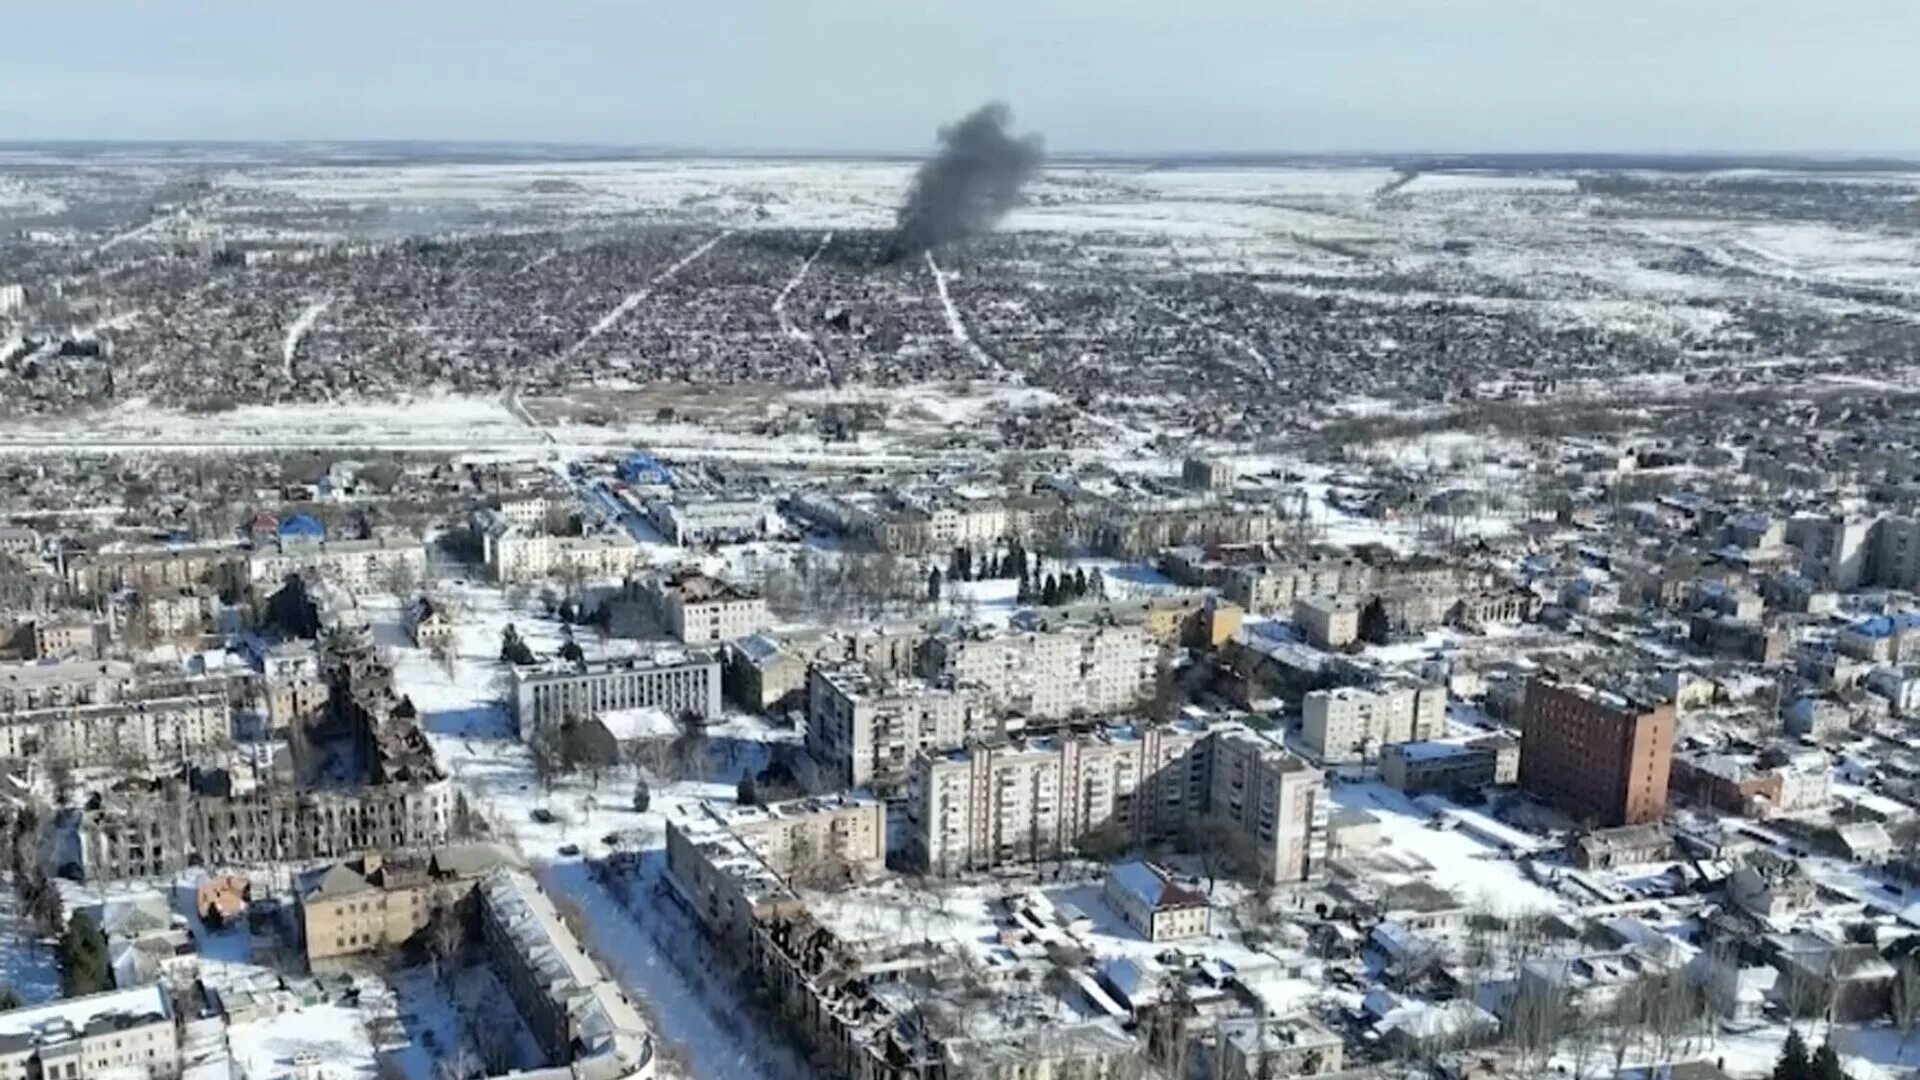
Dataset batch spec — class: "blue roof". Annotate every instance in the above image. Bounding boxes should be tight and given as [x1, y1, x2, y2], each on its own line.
[277, 513, 326, 539]
[1850, 611, 1920, 639]
[617, 452, 673, 484]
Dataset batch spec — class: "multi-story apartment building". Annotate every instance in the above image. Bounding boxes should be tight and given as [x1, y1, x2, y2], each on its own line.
[1206, 727, 1329, 884]
[79, 778, 455, 881]
[247, 536, 428, 592]
[1293, 595, 1361, 649]
[1225, 550, 1375, 613]
[63, 543, 245, 598]
[664, 794, 883, 942]
[867, 493, 1018, 554]
[805, 663, 993, 787]
[919, 618, 1156, 720]
[1301, 680, 1446, 763]
[298, 844, 521, 964]
[476, 870, 654, 1080]
[29, 618, 105, 660]
[1380, 736, 1520, 795]
[638, 571, 770, 644]
[475, 511, 641, 585]
[0, 985, 177, 1080]
[259, 640, 330, 730]
[907, 721, 1323, 884]
[509, 651, 723, 733]
[0, 659, 138, 712]
[0, 690, 228, 764]
[1519, 675, 1674, 827]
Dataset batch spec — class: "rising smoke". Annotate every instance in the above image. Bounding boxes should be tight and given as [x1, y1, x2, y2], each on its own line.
[892, 103, 1044, 257]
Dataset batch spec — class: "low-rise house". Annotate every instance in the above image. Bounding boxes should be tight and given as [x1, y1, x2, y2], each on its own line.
[299, 844, 522, 965]
[404, 597, 455, 650]
[1214, 1016, 1343, 1079]
[1380, 736, 1518, 796]
[1725, 853, 1816, 921]
[1102, 861, 1209, 942]
[1572, 824, 1672, 870]
[1768, 932, 1896, 1021]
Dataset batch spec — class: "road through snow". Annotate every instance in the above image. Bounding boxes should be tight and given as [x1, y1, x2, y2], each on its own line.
[924, 251, 1011, 380]
[563, 232, 731, 361]
[774, 231, 834, 377]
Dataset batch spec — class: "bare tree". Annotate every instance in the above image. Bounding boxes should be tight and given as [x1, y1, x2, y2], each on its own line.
[1896, 955, 1920, 1051]
[432, 1043, 482, 1080]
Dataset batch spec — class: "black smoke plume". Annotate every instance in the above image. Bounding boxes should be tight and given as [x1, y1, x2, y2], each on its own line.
[892, 103, 1044, 257]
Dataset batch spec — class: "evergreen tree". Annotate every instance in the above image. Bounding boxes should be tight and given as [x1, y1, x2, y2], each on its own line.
[500, 624, 536, 665]
[984, 554, 1002, 579]
[1090, 567, 1106, 599]
[0, 986, 21, 1011]
[1357, 596, 1391, 646]
[58, 912, 110, 998]
[1073, 567, 1089, 599]
[958, 548, 974, 581]
[1004, 542, 1025, 580]
[927, 567, 943, 602]
[736, 775, 761, 807]
[1774, 1029, 1811, 1080]
[557, 628, 584, 665]
[1041, 574, 1060, 607]
[1017, 569, 1034, 605]
[1810, 1040, 1848, 1080]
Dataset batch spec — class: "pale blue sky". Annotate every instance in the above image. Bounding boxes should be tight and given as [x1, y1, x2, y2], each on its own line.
[5, 0, 1917, 153]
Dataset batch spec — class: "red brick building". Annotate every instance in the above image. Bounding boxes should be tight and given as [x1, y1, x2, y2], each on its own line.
[1519, 676, 1673, 826]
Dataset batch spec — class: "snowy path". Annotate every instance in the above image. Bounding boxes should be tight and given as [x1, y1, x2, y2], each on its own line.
[773, 231, 833, 377]
[282, 297, 332, 377]
[1131, 285, 1276, 384]
[540, 862, 815, 1080]
[562, 232, 731, 361]
[924, 251, 1011, 380]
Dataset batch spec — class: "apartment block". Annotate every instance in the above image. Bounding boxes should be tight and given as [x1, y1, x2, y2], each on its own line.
[805, 663, 994, 787]
[1301, 680, 1446, 763]
[246, 536, 427, 592]
[907, 721, 1323, 884]
[1207, 727, 1330, 884]
[1519, 675, 1674, 827]
[0, 690, 228, 765]
[664, 794, 882, 941]
[919, 617, 1156, 720]
[1293, 595, 1361, 649]
[637, 571, 770, 644]
[298, 844, 521, 964]
[79, 778, 455, 881]
[0, 985, 177, 1080]
[510, 651, 723, 733]
[476, 870, 655, 1080]
[477, 514, 640, 585]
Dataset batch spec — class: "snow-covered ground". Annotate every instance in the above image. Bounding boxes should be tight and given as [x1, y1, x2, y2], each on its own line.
[0, 891, 59, 1005]
[228, 1005, 376, 1080]
[1327, 781, 1568, 915]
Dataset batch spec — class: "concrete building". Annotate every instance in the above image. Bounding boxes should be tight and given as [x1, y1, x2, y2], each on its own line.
[298, 844, 521, 964]
[723, 633, 808, 714]
[64, 543, 245, 599]
[1293, 595, 1361, 650]
[0, 690, 228, 765]
[1181, 457, 1235, 491]
[908, 722, 1326, 885]
[1300, 680, 1446, 763]
[259, 641, 329, 731]
[1207, 727, 1330, 884]
[404, 597, 455, 650]
[919, 618, 1157, 721]
[0, 985, 176, 1080]
[478, 516, 641, 585]
[805, 663, 994, 788]
[476, 870, 655, 1080]
[1380, 736, 1519, 796]
[29, 618, 106, 661]
[1215, 1016, 1344, 1080]
[246, 536, 427, 592]
[509, 651, 723, 733]
[0, 659, 138, 712]
[638, 571, 770, 644]
[79, 778, 455, 881]
[645, 497, 778, 546]
[1519, 676, 1674, 827]
[664, 794, 883, 941]
[1103, 861, 1209, 941]
[908, 722, 1210, 875]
